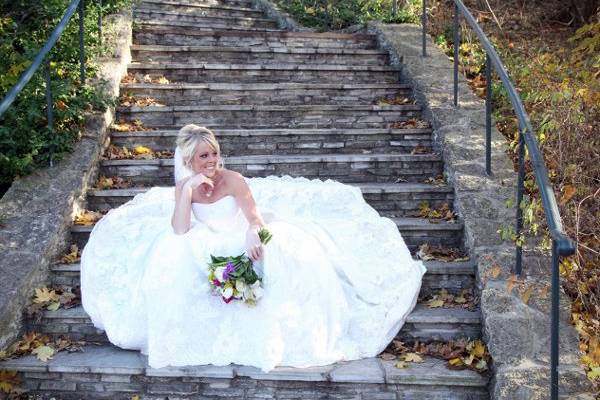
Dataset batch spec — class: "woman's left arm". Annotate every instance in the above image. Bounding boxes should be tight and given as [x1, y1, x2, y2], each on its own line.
[231, 173, 265, 261]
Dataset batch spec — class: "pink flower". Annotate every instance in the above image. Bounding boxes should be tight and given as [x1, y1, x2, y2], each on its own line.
[212, 279, 221, 287]
[223, 296, 234, 304]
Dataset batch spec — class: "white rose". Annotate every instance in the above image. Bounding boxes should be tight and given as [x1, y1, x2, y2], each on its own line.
[235, 280, 246, 292]
[222, 287, 234, 299]
[214, 267, 225, 282]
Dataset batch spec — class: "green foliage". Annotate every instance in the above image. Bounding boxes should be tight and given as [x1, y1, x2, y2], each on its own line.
[272, 0, 422, 31]
[0, 0, 134, 190]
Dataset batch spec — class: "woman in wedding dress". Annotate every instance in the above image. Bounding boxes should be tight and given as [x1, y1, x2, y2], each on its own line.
[81, 124, 426, 372]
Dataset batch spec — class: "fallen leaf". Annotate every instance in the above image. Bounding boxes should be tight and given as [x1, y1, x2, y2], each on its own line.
[0, 370, 19, 393]
[560, 185, 576, 205]
[520, 286, 534, 304]
[31, 345, 55, 362]
[46, 302, 60, 311]
[34, 288, 60, 304]
[380, 352, 396, 361]
[403, 353, 424, 363]
[394, 361, 409, 369]
[427, 299, 445, 308]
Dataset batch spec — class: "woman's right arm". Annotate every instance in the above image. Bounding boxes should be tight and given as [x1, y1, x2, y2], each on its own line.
[171, 174, 213, 234]
[171, 180, 195, 234]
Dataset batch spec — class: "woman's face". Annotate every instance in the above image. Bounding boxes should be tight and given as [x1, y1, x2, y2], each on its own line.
[190, 141, 220, 178]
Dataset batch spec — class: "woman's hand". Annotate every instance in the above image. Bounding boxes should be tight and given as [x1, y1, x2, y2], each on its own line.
[245, 227, 264, 262]
[184, 173, 214, 197]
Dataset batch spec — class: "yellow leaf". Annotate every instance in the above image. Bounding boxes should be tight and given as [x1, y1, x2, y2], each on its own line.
[427, 299, 445, 308]
[454, 296, 467, 304]
[394, 361, 408, 369]
[0, 370, 19, 393]
[34, 287, 60, 304]
[31, 345, 55, 362]
[156, 76, 170, 84]
[470, 340, 486, 358]
[449, 357, 463, 366]
[134, 145, 152, 155]
[587, 367, 600, 380]
[463, 354, 475, 366]
[132, 395, 141, 400]
[403, 353, 424, 363]
[46, 302, 60, 311]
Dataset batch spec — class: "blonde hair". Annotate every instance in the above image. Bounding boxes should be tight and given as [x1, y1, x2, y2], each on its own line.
[176, 124, 222, 169]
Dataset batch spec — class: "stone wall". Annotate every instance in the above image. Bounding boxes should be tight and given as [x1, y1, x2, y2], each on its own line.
[367, 22, 594, 399]
[0, 10, 133, 349]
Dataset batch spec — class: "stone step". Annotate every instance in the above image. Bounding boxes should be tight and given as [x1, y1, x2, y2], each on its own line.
[133, 24, 378, 48]
[50, 260, 476, 296]
[69, 216, 462, 251]
[110, 127, 431, 155]
[131, 44, 389, 66]
[127, 62, 401, 84]
[134, 9, 278, 29]
[98, 153, 444, 185]
[134, 18, 286, 33]
[120, 82, 412, 106]
[0, 344, 489, 399]
[30, 302, 480, 345]
[141, 0, 255, 8]
[86, 182, 451, 218]
[115, 104, 421, 129]
[136, 0, 263, 18]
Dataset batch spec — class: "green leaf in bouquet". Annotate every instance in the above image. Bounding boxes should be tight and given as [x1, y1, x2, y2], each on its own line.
[258, 227, 273, 245]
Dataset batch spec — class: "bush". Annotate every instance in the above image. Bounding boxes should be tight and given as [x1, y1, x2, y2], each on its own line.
[0, 0, 134, 194]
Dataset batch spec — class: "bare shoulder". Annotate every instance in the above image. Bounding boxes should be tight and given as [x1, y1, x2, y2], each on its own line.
[219, 169, 248, 194]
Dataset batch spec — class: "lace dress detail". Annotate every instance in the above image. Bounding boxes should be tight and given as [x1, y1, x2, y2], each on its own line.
[81, 174, 426, 371]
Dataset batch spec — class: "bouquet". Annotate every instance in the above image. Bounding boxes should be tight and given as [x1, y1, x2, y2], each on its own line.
[207, 227, 273, 305]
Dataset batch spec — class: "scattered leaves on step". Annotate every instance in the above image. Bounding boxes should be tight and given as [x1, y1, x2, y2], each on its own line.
[418, 202, 457, 222]
[103, 144, 173, 161]
[59, 244, 81, 264]
[121, 72, 171, 85]
[422, 175, 446, 187]
[388, 118, 431, 129]
[111, 119, 156, 132]
[27, 286, 81, 318]
[376, 96, 412, 106]
[416, 244, 469, 262]
[73, 210, 105, 226]
[131, 396, 141, 400]
[94, 176, 134, 190]
[384, 338, 490, 373]
[411, 145, 433, 155]
[120, 93, 166, 108]
[423, 288, 477, 310]
[0, 370, 20, 394]
[0, 332, 85, 363]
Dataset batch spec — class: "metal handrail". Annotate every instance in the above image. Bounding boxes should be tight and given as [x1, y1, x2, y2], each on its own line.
[421, 1, 576, 398]
[0, 0, 103, 165]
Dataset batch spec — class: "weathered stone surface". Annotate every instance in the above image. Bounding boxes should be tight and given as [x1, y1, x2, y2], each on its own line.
[367, 21, 593, 398]
[0, 11, 132, 349]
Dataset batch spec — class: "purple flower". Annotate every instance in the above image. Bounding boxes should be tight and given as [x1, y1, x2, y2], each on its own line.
[211, 279, 221, 287]
[222, 262, 236, 281]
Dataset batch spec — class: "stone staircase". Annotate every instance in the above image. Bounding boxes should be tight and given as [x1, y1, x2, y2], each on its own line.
[0, 0, 490, 398]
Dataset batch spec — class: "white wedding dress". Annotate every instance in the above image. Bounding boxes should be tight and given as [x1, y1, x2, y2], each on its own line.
[81, 148, 426, 372]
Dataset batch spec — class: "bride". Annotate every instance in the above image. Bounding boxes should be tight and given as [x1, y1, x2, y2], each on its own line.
[81, 124, 426, 372]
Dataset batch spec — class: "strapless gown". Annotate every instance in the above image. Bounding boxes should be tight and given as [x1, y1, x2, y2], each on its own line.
[80, 175, 426, 372]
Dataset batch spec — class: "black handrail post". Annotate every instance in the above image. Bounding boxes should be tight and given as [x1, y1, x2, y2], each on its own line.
[79, 0, 86, 85]
[453, 1, 459, 107]
[44, 60, 55, 167]
[422, 0, 427, 57]
[551, 241, 560, 400]
[516, 129, 525, 275]
[485, 54, 492, 175]
[98, 0, 103, 46]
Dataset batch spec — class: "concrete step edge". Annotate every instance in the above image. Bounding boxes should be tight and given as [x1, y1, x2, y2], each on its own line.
[127, 62, 401, 72]
[0, 344, 489, 386]
[130, 44, 387, 55]
[115, 104, 422, 112]
[119, 82, 411, 90]
[134, 8, 273, 22]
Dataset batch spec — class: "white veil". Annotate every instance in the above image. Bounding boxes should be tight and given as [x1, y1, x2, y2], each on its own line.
[174, 146, 193, 184]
